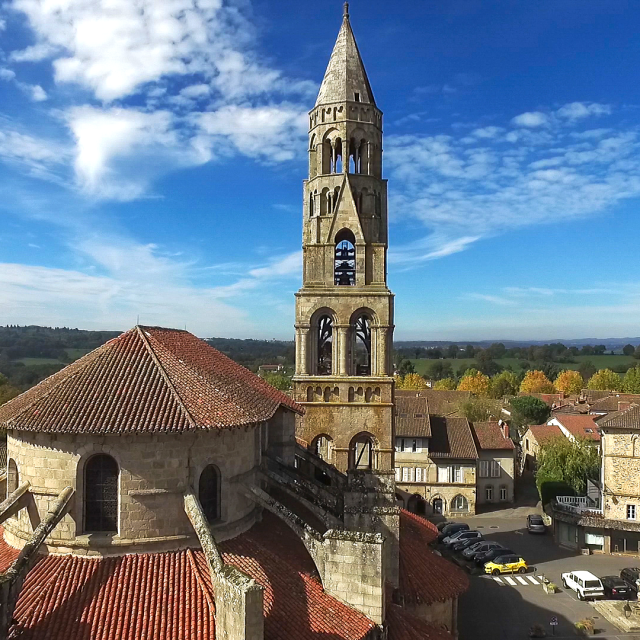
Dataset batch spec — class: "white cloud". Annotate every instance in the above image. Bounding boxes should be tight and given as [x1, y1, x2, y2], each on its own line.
[19, 83, 47, 101]
[10, 42, 57, 62]
[0, 18, 5, 31]
[195, 105, 307, 163]
[0, 68, 15, 81]
[556, 102, 611, 122]
[511, 111, 549, 128]
[249, 251, 301, 278]
[386, 102, 640, 266]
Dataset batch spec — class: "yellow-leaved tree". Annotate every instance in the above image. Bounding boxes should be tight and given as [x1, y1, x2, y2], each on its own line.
[457, 369, 490, 396]
[554, 370, 584, 396]
[520, 370, 556, 394]
[398, 373, 428, 390]
[587, 369, 622, 391]
[434, 377, 457, 390]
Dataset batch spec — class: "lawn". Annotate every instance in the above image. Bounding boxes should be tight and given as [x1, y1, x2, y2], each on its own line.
[410, 354, 638, 377]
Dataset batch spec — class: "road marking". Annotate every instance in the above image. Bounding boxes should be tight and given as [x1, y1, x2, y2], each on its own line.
[493, 577, 504, 585]
[505, 577, 517, 586]
[516, 576, 528, 585]
[527, 576, 539, 585]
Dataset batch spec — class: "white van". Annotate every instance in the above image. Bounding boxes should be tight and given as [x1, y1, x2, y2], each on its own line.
[561, 570, 604, 600]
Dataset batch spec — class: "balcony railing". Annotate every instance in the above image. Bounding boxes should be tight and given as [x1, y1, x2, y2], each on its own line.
[554, 495, 600, 515]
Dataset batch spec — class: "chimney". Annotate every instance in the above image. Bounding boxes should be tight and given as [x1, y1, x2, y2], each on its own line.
[619, 401, 632, 412]
[498, 419, 509, 440]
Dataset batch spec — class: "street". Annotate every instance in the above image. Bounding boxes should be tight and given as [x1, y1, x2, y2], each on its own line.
[444, 513, 640, 639]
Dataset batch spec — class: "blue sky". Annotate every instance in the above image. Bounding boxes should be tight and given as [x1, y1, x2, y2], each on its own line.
[1, 0, 640, 341]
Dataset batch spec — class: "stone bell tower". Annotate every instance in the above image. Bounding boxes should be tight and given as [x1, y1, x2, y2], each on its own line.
[293, 3, 395, 476]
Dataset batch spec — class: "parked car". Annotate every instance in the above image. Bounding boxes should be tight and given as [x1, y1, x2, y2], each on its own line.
[451, 531, 483, 552]
[620, 567, 640, 597]
[442, 529, 478, 548]
[561, 571, 604, 600]
[475, 546, 513, 566]
[462, 541, 502, 561]
[437, 523, 469, 543]
[601, 575, 631, 600]
[484, 554, 528, 576]
[436, 521, 450, 532]
[526, 514, 546, 534]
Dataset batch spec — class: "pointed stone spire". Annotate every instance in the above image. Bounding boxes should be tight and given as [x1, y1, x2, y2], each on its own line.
[315, 5, 376, 107]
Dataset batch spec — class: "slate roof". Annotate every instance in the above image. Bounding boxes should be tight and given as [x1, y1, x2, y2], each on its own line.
[0, 326, 302, 435]
[598, 403, 640, 430]
[552, 415, 601, 441]
[0, 512, 458, 640]
[526, 423, 564, 445]
[471, 421, 515, 451]
[589, 394, 640, 414]
[428, 416, 478, 459]
[395, 396, 431, 437]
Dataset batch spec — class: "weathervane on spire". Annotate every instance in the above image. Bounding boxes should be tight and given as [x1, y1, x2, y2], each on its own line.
[343, 2, 349, 18]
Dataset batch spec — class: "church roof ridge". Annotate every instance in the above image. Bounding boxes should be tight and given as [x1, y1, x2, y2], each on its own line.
[315, 7, 376, 107]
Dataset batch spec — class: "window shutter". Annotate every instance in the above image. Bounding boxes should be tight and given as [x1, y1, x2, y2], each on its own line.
[491, 461, 501, 478]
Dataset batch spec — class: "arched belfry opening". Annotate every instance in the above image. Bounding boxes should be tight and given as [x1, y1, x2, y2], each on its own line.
[317, 315, 333, 375]
[335, 229, 356, 286]
[353, 314, 372, 375]
[350, 432, 376, 470]
[199, 464, 221, 523]
[85, 454, 119, 533]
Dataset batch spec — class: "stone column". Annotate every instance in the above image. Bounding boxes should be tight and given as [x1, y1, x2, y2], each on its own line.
[336, 325, 349, 376]
[377, 327, 388, 376]
[296, 327, 308, 376]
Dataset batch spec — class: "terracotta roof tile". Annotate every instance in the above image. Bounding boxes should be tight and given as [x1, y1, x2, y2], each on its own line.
[589, 394, 640, 413]
[0, 326, 302, 434]
[598, 403, 640, 430]
[398, 511, 468, 605]
[395, 390, 471, 417]
[429, 417, 478, 459]
[395, 396, 431, 437]
[1, 514, 375, 640]
[552, 415, 601, 441]
[526, 423, 564, 445]
[471, 421, 515, 450]
[386, 602, 454, 640]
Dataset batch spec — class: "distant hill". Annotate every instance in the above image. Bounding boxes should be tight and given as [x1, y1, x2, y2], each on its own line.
[395, 338, 640, 351]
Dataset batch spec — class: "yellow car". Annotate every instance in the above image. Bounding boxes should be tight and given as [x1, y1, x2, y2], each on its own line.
[484, 553, 528, 576]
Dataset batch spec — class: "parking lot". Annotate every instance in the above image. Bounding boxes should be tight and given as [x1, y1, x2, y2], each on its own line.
[442, 515, 640, 639]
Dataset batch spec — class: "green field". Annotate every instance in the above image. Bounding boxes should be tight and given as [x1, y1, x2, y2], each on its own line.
[16, 357, 64, 366]
[410, 354, 637, 377]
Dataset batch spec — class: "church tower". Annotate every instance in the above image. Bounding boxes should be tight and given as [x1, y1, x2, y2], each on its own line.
[293, 3, 395, 475]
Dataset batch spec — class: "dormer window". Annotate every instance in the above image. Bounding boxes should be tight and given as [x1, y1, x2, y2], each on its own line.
[354, 92, 360, 102]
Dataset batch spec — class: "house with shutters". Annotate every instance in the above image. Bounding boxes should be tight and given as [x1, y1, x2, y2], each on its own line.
[395, 395, 478, 516]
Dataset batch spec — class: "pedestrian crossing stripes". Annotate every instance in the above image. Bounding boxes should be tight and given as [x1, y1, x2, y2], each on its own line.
[488, 575, 543, 587]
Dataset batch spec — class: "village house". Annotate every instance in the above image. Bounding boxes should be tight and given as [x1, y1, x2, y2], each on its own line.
[546, 414, 601, 446]
[471, 421, 516, 506]
[521, 423, 564, 470]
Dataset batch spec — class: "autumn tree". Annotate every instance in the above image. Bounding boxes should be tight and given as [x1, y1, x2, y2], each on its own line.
[554, 370, 584, 396]
[397, 373, 428, 390]
[587, 368, 622, 391]
[457, 369, 490, 396]
[488, 370, 519, 399]
[434, 377, 457, 390]
[623, 366, 640, 394]
[520, 370, 556, 394]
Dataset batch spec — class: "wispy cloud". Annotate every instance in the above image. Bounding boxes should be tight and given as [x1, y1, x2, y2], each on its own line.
[386, 102, 640, 266]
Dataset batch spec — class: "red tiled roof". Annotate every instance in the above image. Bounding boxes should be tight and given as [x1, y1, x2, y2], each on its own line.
[519, 393, 564, 406]
[2, 514, 375, 640]
[526, 423, 563, 445]
[395, 396, 431, 437]
[0, 326, 302, 434]
[552, 415, 601, 441]
[429, 417, 478, 459]
[589, 394, 640, 413]
[399, 511, 468, 605]
[598, 403, 640, 430]
[471, 421, 515, 450]
[386, 602, 454, 640]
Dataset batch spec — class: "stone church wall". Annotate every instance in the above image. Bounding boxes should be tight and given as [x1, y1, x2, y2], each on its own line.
[4, 426, 261, 554]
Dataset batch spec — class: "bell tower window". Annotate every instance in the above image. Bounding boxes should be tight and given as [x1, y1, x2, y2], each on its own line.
[354, 315, 371, 375]
[354, 92, 360, 102]
[335, 229, 356, 286]
[85, 454, 118, 533]
[317, 315, 333, 375]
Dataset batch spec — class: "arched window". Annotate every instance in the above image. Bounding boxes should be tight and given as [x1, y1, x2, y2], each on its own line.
[451, 494, 469, 513]
[85, 454, 118, 533]
[353, 314, 371, 375]
[432, 497, 444, 515]
[317, 315, 333, 375]
[311, 435, 334, 465]
[334, 138, 343, 173]
[335, 229, 356, 286]
[350, 433, 375, 470]
[199, 465, 221, 523]
[7, 459, 18, 496]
